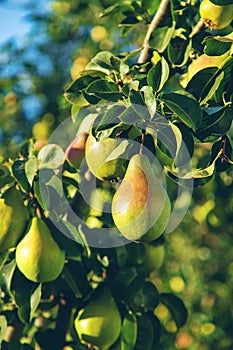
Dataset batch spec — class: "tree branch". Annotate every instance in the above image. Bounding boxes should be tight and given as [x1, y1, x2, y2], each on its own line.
[138, 0, 170, 64]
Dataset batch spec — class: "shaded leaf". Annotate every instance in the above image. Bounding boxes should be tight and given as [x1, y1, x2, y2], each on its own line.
[160, 293, 188, 328]
[150, 24, 175, 53]
[147, 57, 170, 92]
[168, 37, 192, 67]
[162, 93, 202, 130]
[86, 79, 122, 101]
[203, 35, 232, 56]
[135, 313, 154, 350]
[12, 160, 30, 193]
[186, 67, 223, 104]
[195, 106, 233, 141]
[121, 313, 137, 350]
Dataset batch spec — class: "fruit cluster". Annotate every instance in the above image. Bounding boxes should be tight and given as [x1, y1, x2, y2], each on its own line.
[66, 129, 171, 243]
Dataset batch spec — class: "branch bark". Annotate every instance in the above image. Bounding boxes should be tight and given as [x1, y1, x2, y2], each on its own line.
[138, 0, 170, 64]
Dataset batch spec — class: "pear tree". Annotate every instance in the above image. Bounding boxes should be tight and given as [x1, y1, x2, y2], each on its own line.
[0, 0, 233, 349]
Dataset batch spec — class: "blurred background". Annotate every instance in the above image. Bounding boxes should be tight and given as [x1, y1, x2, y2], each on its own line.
[0, 1, 232, 349]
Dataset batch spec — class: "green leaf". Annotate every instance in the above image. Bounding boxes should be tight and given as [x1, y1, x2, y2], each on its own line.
[85, 51, 118, 74]
[168, 37, 192, 67]
[160, 293, 188, 328]
[135, 314, 154, 350]
[10, 268, 41, 323]
[147, 57, 170, 92]
[0, 259, 16, 295]
[196, 106, 233, 141]
[121, 313, 137, 350]
[185, 67, 223, 104]
[105, 140, 129, 162]
[25, 157, 37, 186]
[99, 3, 134, 18]
[94, 104, 125, 132]
[210, 0, 233, 5]
[0, 315, 7, 343]
[64, 75, 97, 105]
[150, 23, 175, 53]
[118, 106, 142, 125]
[141, 86, 157, 118]
[38, 144, 65, 169]
[162, 93, 202, 130]
[86, 79, 122, 101]
[129, 90, 151, 121]
[12, 160, 30, 193]
[132, 281, 159, 311]
[203, 35, 232, 56]
[0, 164, 14, 188]
[63, 261, 89, 297]
[111, 267, 138, 300]
[166, 160, 216, 187]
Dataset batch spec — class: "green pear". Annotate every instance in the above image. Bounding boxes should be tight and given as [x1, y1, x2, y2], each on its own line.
[143, 243, 165, 271]
[85, 133, 127, 181]
[74, 290, 121, 349]
[112, 154, 171, 242]
[65, 132, 87, 168]
[0, 187, 29, 252]
[200, 0, 233, 29]
[16, 217, 65, 282]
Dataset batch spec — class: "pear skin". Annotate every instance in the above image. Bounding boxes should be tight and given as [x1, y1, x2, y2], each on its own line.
[200, 0, 233, 29]
[16, 217, 65, 282]
[74, 290, 121, 349]
[65, 132, 87, 168]
[85, 134, 127, 181]
[0, 187, 29, 252]
[112, 154, 171, 242]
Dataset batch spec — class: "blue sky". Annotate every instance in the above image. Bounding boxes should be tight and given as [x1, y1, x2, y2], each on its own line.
[0, 1, 31, 44]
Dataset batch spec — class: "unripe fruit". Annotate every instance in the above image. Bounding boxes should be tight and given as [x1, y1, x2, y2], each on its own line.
[200, 0, 233, 29]
[112, 154, 171, 242]
[65, 133, 87, 168]
[74, 290, 121, 349]
[143, 243, 165, 271]
[85, 134, 127, 181]
[16, 217, 65, 282]
[0, 187, 29, 252]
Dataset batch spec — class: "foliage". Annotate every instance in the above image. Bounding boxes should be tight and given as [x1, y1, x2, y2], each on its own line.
[0, 0, 233, 349]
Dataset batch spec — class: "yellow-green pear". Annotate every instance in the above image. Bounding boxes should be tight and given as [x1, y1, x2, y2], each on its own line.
[200, 0, 233, 29]
[112, 154, 171, 242]
[16, 217, 65, 282]
[0, 187, 29, 252]
[85, 133, 127, 181]
[74, 290, 121, 349]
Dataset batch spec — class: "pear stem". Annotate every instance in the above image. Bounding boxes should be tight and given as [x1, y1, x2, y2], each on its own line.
[138, 0, 170, 64]
[189, 19, 205, 38]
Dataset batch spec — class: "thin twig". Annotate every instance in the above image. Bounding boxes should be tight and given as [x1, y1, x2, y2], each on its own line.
[138, 0, 170, 64]
[189, 19, 205, 38]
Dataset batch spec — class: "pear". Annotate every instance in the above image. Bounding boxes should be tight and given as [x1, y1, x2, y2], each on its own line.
[112, 154, 171, 242]
[74, 290, 121, 349]
[16, 217, 65, 282]
[143, 243, 165, 271]
[85, 133, 127, 181]
[65, 132, 87, 168]
[0, 187, 29, 252]
[200, 0, 233, 29]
